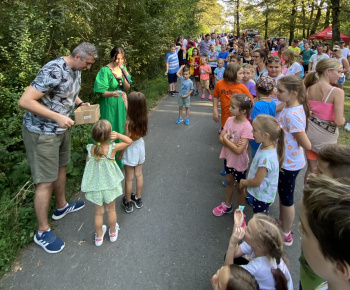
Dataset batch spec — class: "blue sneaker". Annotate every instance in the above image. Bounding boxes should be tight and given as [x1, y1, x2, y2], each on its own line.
[222, 180, 226, 187]
[246, 194, 254, 207]
[176, 117, 183, 124]
[34, 229, 65, 253]
[184, 118, 189, 125]
[52, 200, 85, 220]
[220, 169, 226, 176]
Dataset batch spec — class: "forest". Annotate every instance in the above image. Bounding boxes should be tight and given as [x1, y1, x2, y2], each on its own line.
[0, 0, 349, 277]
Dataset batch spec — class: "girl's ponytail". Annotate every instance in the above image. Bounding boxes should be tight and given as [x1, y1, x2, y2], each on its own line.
[271, 268, 288, 290]
[93, 143, 104, 161]
[277, 127, 285, 169]
[303, 71, 319, 88]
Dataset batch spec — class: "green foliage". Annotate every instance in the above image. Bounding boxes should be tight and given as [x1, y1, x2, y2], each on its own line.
[0, 0, 211, 277]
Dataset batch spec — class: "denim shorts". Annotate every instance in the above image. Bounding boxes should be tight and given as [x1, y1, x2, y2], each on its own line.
[178, 95, 190, 107]
[337, 75, 345, 85]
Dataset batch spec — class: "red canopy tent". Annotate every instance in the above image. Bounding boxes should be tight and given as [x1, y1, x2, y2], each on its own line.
[308, 26, 350, 41]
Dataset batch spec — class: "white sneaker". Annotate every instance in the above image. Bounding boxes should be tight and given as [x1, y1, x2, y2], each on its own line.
[345, 123, 350, 132]
[95, 225, 107, 246]
[109, 223, 120, 242]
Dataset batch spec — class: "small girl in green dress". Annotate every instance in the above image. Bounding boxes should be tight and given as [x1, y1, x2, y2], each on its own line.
[81, 120, 132, 246]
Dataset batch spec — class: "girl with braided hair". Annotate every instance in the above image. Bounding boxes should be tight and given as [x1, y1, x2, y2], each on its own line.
[224, 210, 293, 289]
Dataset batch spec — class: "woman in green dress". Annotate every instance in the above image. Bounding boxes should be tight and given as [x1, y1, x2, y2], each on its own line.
[94, 47, 132, 168]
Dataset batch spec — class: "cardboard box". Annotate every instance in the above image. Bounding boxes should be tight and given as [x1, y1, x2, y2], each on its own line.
[74, 104, 100, 125]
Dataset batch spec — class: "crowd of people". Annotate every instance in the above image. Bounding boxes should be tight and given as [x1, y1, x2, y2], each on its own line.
[165, 33, 350, 290]
[16, 32, 350, 290]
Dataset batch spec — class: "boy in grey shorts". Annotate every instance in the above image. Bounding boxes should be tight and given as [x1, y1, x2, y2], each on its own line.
[175, 65, 194, 125]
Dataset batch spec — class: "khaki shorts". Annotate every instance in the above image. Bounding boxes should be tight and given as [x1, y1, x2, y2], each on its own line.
[22, 125, 71, 184]
[200, 79, 209, 89]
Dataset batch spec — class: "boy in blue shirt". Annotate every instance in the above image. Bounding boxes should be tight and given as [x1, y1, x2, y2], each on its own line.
[175, 65, 194, 125]
[165, 43, 181, 96]
[214, 58, 225, 83]
[218, 44, 229, 67]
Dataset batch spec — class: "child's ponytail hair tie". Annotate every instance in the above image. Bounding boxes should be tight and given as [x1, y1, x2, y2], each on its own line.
[97, 142, 101, 145]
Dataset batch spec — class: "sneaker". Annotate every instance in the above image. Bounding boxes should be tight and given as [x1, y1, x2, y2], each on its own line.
[284, 232, 293, 246]
[195, 90, 199, 96]
[109, 224, 120, 242]
[52, 201, 85, 220]
[220, 169, 226, 176]
[95, 225, 107, 246]
[222, 180, 226, 187]
[208, 95, 213, 100]
[170, 92, 175, 97]
[176, 117, 183, 124]
[34, 229, 65, 254]
[173, 90, 179, 94]
[122, 196, 133, 213]
[201, 94, 205, 99]
[131, 193, 143, 209]
[184, 118, 189, 125]
[345, 123, 350, 132]
[213, 202, 233, 216]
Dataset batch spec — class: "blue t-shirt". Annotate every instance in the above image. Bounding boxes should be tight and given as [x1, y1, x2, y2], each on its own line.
[179, 76, 194, 97]
[300, 65, 304, 78]
[166, 49, 179, 74]
[214, 67, 225, 81]
[242, 82, 257, 97]
[218, 51, 229, 67]
[249, 100, 276, 156]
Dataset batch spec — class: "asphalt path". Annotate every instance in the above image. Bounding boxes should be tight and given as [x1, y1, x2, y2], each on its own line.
[1, 87, 304, 289]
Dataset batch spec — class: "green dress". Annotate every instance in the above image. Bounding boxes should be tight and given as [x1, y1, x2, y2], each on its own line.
[94, 66, 132, 168]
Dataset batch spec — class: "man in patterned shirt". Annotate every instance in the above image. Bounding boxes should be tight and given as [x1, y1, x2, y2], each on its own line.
[18, 42, 98, 253]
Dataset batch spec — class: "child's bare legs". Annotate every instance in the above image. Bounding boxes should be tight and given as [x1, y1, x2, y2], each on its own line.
[135, 164, 143, 198]
[201, 85, 205, 95]
[105, 200, 117, 234]
[185, 107, 189, 119]
[236, 182, 246, 206]
[94, 204, 105, 237]
[179, 106, 183, 118]
[224, 174, 235, 206]
[206, 88, 211, 95]
[196, 80, 200, 91]
[124, 165, 134, 202]
[280, 203, 295, 234]
[169, 82, 176, 93]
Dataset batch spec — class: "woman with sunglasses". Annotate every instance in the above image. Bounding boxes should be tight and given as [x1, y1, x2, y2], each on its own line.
[94, 47, 132, 168]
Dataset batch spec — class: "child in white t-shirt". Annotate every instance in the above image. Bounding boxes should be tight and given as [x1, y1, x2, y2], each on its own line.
[276, 75, 311, 246]
[224, 210, 293, 290]
[282, 49, 302, 77]
[240, 115, 285, 215]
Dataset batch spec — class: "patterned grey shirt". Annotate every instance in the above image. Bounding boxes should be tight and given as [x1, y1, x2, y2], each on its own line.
[23, 57, 81, 134]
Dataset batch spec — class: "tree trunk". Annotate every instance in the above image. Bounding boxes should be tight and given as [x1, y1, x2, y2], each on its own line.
[264, 12, 268, 40]
[302, 0, 306, 39]
[310, 0, 325, 35]
[324, 0, 331, 28]
[289, 0, 297, 45]
[331, 0, 340, 43]
[236, 0, 240, 37]
[307, 0, 315, 36]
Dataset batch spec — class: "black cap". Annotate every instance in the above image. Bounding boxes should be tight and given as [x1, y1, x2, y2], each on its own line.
[293, 39, 299, 43]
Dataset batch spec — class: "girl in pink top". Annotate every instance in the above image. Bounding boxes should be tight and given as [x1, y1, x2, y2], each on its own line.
[213, 94, 253, 216]
[276, 75, 311, 246]
[303, 58, 345, 181]
[199, 56, 212, 100]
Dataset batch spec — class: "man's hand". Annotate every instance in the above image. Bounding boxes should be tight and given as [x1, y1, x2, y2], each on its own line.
[56, 115, 75, 129]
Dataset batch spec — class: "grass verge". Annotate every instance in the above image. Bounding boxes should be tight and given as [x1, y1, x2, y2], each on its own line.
[338, 79, 350, 146]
